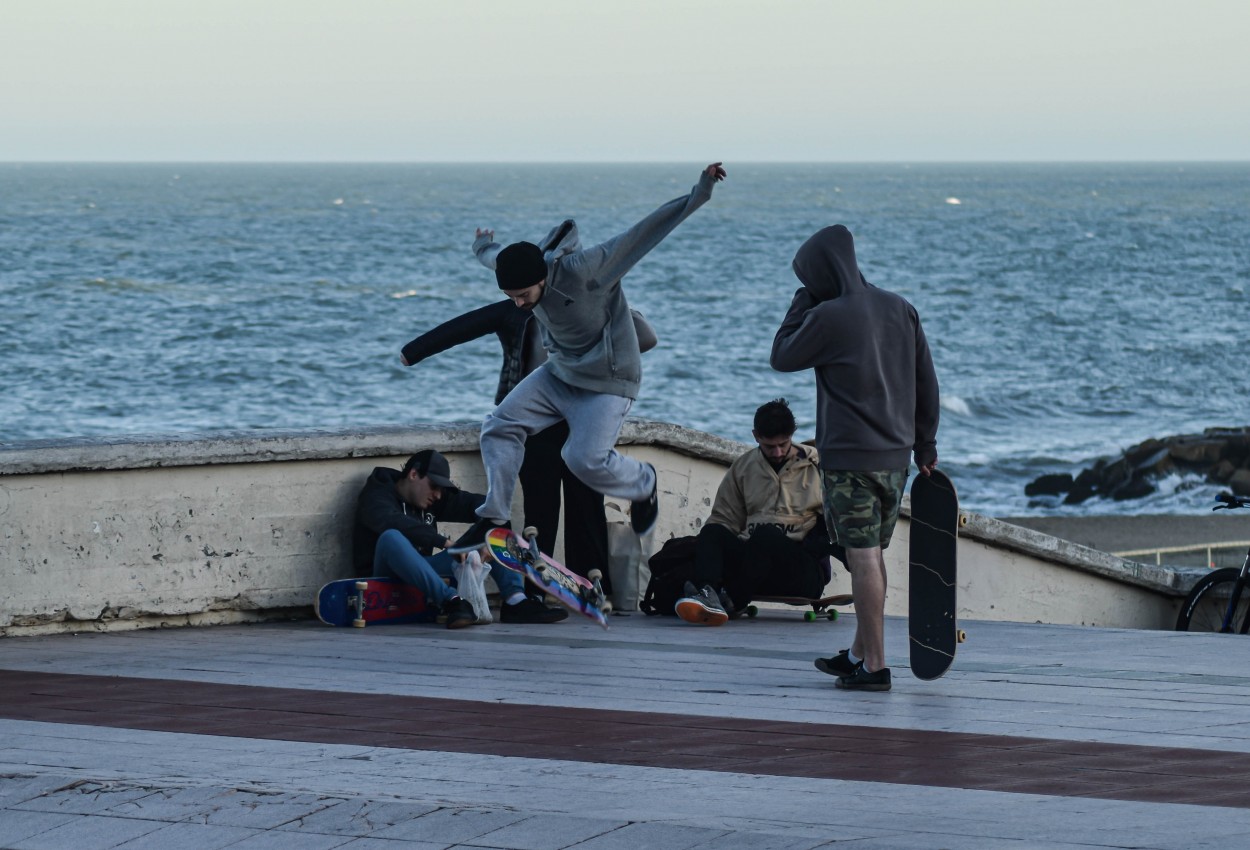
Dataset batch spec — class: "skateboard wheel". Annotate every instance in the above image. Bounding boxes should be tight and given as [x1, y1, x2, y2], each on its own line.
[746, 605, 758, 618]
[958, 514, 968, 528]
[587, 569, 603, 581]
[804, 611, 817, 622]
[522, 526, 539, 541]
[355, 581, 368, 590]
[957, 629, 967, 643]
[601, 601, 614, 614]
[827, 610, 838, 621]
[352, 618, 365, 628]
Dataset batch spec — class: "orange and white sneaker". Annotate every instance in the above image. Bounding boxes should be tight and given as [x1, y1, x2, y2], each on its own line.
[675, 582, 728, 626]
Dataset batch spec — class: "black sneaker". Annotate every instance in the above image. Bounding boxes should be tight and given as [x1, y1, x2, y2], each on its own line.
[835, 664, 892, 691]
[674, 581, 728, 626]
[501, 597, 569, 624]
[448, 517, 510, 553]
[814, 650, 857, 677]
[630, 464, 659, 535]
[441, 597, 477, 630]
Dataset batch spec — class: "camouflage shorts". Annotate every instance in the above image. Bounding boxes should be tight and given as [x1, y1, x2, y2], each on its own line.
[822, 468, 909, 551]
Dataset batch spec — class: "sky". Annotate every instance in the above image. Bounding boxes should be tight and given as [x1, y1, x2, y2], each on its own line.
[2, 0, 1247, 162]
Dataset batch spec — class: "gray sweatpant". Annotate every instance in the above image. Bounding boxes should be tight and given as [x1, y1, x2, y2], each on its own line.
[476, 365, 655, 521]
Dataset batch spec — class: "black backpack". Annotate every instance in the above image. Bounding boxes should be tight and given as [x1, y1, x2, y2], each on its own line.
[640, 535, 699, 616]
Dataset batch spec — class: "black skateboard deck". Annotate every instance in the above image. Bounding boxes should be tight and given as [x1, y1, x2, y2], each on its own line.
[908, 469, 961, 680]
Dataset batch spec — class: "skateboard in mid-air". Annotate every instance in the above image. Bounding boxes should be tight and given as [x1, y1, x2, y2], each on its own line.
[745, 594, 854, 621]
[486, 526, 611, 629]
[315, 577, 436, 628]
[907, 468, 964, 680]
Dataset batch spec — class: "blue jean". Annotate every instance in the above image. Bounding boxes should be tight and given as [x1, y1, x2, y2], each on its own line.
[373, 529, 523, 605]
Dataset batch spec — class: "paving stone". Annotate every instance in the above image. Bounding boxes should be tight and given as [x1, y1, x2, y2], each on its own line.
[110, 821, 261, 849]
[226, 830, 354, 849]
[273, 798, 441, 836]
[567, 821, 728, 850]
[12, 779, 158, 815]
[8, 814, 163, 850]
[468, 813, 626, 849]
[0, 775, 72, 808]
[373, 807, 528, 844]
[0, 810, 77, 846]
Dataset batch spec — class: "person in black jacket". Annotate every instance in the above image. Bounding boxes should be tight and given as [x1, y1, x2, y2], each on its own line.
[400, 275, 656, 590]
[353, 449, 567, 628]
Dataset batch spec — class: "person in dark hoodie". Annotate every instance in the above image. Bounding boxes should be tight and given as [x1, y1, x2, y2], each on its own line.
[399, 220, 658, 589]
[353, 449, 567, 628]
[771, 225, 940, 692]
[449, 163, 726, 552]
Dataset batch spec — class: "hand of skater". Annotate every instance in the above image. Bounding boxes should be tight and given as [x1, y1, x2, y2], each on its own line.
[704, 162, 726, 181]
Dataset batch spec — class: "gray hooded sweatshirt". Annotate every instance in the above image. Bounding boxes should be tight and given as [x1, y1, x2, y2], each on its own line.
[770, 225, 940, 472]
[474, 169, 717, 399]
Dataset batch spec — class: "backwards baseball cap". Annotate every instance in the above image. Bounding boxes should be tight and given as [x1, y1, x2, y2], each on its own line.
[494, 241, 547, 290]
[403, 449, 456, 488]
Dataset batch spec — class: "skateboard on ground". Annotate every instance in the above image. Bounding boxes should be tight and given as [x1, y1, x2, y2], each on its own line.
[315, 577, 436, 628]
[745, 594, 854, 621]
[908, 468, 965, 680]
[486, 526, 612, 629]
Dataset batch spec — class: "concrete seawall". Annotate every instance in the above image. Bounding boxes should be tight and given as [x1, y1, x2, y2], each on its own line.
[1, 420, 1195, 636]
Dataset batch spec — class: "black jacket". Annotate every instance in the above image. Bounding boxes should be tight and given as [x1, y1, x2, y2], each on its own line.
[352, 467, 483, 575]
[401, 301, 532, 405]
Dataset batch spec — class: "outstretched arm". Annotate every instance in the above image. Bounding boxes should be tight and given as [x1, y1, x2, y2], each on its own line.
[473, 227, 503, 270]
[565, 163, 725, 287]
[399, 301, 512, 367]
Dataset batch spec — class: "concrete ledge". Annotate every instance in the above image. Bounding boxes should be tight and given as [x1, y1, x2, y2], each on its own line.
[955, 511, 1188, 595]
[0, 420, 1190, 635]
[0, 419, 746, 477]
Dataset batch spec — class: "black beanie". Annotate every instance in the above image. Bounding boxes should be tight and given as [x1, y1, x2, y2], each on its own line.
[495, 242, 547, 290]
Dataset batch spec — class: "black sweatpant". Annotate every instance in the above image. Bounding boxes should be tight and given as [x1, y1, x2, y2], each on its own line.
[518, 421, 611, 592]
[692, 523, 825, 608]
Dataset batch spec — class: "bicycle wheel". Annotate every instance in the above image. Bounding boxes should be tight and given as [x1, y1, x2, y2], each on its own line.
[1175, 568, 1250, 632]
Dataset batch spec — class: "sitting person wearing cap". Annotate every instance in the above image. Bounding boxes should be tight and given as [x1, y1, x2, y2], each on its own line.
[450, 162, 727, 552]
[352, 449, 567, 628]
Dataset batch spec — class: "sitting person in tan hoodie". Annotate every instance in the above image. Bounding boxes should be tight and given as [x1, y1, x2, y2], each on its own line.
[675, 398, 835, 625]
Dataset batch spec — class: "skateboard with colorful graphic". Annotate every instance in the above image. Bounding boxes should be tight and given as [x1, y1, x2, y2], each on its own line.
[908, 468, 964, 680]
[745, 594, 854, 621]
[486, 526, 611, 629]
[315, 577, 436, 628]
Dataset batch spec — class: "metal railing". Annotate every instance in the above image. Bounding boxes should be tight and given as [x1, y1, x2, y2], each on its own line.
[1114, 541, 1250, 567]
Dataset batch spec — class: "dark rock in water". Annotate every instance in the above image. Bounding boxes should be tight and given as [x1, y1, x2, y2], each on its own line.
[1025, 473, 1073, 496]
[1028, 426, 1250, 502]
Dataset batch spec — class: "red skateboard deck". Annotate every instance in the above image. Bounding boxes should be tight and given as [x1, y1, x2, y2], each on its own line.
[315, 577, 436, 627]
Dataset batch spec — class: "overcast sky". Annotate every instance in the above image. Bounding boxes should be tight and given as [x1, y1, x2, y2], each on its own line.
[2, 0, 1247, 162]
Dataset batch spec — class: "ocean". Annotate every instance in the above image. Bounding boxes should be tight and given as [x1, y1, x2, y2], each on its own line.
[1, 162, 1246, 517]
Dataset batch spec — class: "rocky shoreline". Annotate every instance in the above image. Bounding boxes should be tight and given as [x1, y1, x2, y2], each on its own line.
[1026, 427, 1250, 505]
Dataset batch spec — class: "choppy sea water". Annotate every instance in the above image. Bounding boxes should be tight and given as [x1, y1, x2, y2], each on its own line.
[1, 163, 1246, 516]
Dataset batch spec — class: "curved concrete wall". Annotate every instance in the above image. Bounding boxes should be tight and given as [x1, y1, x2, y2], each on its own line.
[0, 420, 1191, 636]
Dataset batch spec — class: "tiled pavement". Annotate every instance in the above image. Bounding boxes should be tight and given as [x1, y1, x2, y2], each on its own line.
[3, 610, 1250, 848]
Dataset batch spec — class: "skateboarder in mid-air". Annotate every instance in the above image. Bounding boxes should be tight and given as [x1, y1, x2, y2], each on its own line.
[353, 450, 567, 628]
[450, 162, 727, 553]
[771, 225, 940, 691]
[674, 398, 835, 625]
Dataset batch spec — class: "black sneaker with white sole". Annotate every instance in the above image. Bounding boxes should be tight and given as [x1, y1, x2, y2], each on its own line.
[834, 664, 892, 691]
